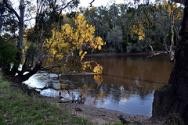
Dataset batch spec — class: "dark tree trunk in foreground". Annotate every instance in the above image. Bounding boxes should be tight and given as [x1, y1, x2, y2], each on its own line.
[152, 1, 188, 124]
[1, 0, 43, 83]
[2, 61, 42, 83]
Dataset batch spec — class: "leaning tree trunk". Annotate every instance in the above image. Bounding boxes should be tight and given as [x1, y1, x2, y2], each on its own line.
[18, 0, 25, 64]
[152, 1, 188, 124]
[169, 15, 175, 61]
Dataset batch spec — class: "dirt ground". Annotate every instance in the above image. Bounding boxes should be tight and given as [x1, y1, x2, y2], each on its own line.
[57, 101, 163, 125]
[39, 93, 164, 125]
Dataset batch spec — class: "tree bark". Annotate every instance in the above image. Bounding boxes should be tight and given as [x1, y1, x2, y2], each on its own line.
[18, 0, 24, 50]
[2, 61, 42, 83]
[169, 15, 175, 61]
[18, 0, 25, 65]
[152, 1, 188, 124]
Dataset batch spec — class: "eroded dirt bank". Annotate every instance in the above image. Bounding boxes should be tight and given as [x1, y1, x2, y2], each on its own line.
[45, 97, 164, 125]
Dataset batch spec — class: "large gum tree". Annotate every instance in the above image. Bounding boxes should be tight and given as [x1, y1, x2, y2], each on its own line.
[0, 0, 103, 83]
[0, 0, 80, 82]
[152, 0, 188, 124]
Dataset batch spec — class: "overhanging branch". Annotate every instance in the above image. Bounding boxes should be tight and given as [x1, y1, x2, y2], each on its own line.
[89, 0, 95, 7]
[4, 0, 20, 22]
[57, 0, 74, 12]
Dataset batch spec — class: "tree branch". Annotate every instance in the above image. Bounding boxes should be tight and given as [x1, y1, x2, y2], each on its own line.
[4, 0, 20, 22]
[57, 0, 74, 11]
[90, 0, 95, 7]
[172, 0, 185, 4]
[24, 17, 35, 22]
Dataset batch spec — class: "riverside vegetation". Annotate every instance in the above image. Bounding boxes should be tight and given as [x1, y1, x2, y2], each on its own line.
[0, 72, 92, 125]
[0, 72, 126, 125]
[0, 0, 188, 124]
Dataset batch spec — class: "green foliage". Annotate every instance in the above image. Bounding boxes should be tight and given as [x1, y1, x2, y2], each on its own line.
[0, 38, 17, 65]
[112, 122, 124, 125]
[83, 2, 183, 53]
[106, 26, 124, 52]
[0, 73, 91, 125]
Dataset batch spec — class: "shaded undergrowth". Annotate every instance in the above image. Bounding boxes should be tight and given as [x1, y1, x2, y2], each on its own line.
[0, 73, 90, 125]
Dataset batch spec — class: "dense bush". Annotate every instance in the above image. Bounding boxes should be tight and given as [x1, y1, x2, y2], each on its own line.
[0, 38, 17, 65]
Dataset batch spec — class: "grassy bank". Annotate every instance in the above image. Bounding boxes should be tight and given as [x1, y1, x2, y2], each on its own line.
[0, 73, 91, 125]
[0, 73, 124, 125]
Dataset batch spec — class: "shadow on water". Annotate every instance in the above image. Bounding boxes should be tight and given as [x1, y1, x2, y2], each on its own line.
[23, 55, 173, 117]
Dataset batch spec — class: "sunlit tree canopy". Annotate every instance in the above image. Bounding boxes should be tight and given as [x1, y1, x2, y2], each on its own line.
[44, 14, 105, 72]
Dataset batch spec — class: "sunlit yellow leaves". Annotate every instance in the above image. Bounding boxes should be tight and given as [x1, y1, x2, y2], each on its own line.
[82, 61, 93, 71]
[163, 1, 177, 16]
[75, 14, 87, 27]
[82, 61, 103, 74]
[45, 29, 69, 62]
[93, 64, 103, 74]
[62, 24, 73, 37]
[94, 75, 103, 85]
[93, 37, 105, 50]
[45, 14, 105, 59]
[131, 24, 145, 40]
[79, 50, 87, 61]
[161, 1, 183, 21]
[73, 15, 99, 50]
[44, 14, 105, 73]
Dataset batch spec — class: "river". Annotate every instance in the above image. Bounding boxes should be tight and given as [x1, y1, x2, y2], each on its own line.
[24, 55, 173, 117]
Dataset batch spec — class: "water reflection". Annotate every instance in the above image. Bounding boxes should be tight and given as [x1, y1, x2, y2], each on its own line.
[91, 55, 172, 84]
[23, 55, 173, 116]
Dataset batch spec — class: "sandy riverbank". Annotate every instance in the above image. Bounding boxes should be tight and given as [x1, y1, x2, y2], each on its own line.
[45, 97, 164, 125]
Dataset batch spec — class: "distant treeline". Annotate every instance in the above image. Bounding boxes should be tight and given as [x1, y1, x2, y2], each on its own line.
[82, 2, 183, 53]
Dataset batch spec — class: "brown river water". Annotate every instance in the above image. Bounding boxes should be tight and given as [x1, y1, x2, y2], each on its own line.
[24, 55, 173, 116]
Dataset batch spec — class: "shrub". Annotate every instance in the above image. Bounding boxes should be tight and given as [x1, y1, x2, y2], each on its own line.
[0, 38, 17, 65]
